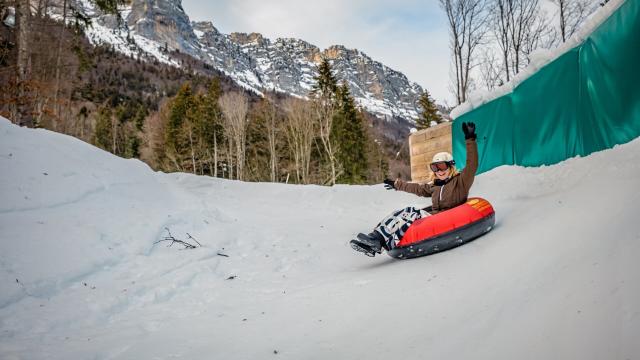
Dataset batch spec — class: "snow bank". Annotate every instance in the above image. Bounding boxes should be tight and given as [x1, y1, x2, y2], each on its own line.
[451, 0, 627, 119]
[1, 117, 639, 359]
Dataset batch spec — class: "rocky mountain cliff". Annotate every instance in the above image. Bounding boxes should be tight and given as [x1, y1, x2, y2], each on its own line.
[76, 0, 425, 121]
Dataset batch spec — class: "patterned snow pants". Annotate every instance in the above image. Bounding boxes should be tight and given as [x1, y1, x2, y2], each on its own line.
[374, 207, 431, 250]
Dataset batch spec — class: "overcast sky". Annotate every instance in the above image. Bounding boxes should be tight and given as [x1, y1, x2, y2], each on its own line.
[182, 0, 453, 105]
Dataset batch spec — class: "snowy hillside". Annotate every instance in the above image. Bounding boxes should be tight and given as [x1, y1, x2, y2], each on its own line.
[1, 116, 639, 359]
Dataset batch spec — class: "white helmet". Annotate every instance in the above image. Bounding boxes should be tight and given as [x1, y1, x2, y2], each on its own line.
[432, 152, 454, 163]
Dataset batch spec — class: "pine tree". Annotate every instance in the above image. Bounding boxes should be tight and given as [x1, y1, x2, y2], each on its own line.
[133, 104, 147, 131]
[196, 78, 225, 176]
[333, 83, 368, 184]
[114, 103, 142, 159]
[164, 83, 196, 171]
[311, 58, 338, 99]
[415, 90, 442, 130]
[311, 58, 340, 184]
[124, 134, 141, 159]
[94, 106, 113, 152]
[250, 96, 280, 182]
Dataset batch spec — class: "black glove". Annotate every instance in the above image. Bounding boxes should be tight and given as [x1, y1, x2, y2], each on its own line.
[383, 178, 396, 190]
[462, 122, 477, 140]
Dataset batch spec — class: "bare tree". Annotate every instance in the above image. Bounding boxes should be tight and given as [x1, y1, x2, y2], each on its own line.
[16, 0, 31, 126]
[479, 47, 504, 90]
[520, 9, 556, 64]
[313, 101, 339, 185]
[283, 98, 316, 184]
[140, 100, 170, 170]
[263, 95, 280, 183]
[35, 0, 50, 18]
[53, 0, 68, 119]
[439, 0, 488, 105]
[206, 86, 223, 178]
[508, 0, 543, 75]
[225, 128, 233, 179]
[11, 0, 124, 127]
[483, 0, 555, 87]
[310, 58, 338, 185]
[186, 119, 196, 173]
[552, 0, 594, 42]
[219, 91, 249, 181]
[489, 0, 512, 82]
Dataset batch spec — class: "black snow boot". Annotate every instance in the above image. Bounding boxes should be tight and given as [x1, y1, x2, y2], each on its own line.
[350, 240, 376, 257]
[355, 232, 385, 254]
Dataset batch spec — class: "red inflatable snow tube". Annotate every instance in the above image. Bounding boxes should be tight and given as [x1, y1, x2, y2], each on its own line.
[387, 197, 495, 259]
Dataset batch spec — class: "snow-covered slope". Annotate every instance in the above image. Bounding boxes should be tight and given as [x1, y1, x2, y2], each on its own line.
[1, 116, 639, 359]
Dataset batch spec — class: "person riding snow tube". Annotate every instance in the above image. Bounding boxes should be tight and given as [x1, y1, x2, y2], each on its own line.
[386, 197, 495, 259]
[351, 121, 490, 258]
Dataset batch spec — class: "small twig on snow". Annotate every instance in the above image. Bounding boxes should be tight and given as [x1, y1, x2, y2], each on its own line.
[154, 227, 201, 250]
[186, 233, 202, 247]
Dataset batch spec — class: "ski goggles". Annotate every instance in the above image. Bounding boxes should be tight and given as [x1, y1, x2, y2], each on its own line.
[430, 161, 454, 172]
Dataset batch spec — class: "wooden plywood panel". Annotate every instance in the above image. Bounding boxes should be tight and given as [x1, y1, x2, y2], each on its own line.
[412, 153, 437, 166]
[409, 122, 452, 183]
[425, 125, 450, 139]
[411, 168, 432, 179]
[411, 142, 433, 156]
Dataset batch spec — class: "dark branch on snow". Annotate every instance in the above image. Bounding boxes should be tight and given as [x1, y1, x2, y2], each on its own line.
[186, 232, 202, 247]
[155, 227, 201, 249]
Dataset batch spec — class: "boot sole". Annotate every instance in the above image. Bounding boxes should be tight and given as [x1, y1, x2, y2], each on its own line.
[356, 233, 383, 253]
[350, 240, 376, 257]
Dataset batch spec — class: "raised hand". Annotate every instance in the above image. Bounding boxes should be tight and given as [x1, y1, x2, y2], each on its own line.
[462, 122, 477, 140]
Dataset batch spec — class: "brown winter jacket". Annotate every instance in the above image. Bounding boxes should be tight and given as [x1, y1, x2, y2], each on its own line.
[394, 139, 478, 214]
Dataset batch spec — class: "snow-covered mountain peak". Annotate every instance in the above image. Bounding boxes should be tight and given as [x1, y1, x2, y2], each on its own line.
[229, 32, 268, 46]
[76, 0, 426, 121]
[191, 20, 220, 38]
[324, 44, 349, 57]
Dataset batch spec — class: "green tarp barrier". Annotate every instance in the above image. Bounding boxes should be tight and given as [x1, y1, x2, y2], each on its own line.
[452, 0, 640, 174]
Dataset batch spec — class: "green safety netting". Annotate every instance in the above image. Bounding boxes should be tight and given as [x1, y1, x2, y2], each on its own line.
[452, 0, 640, 174]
